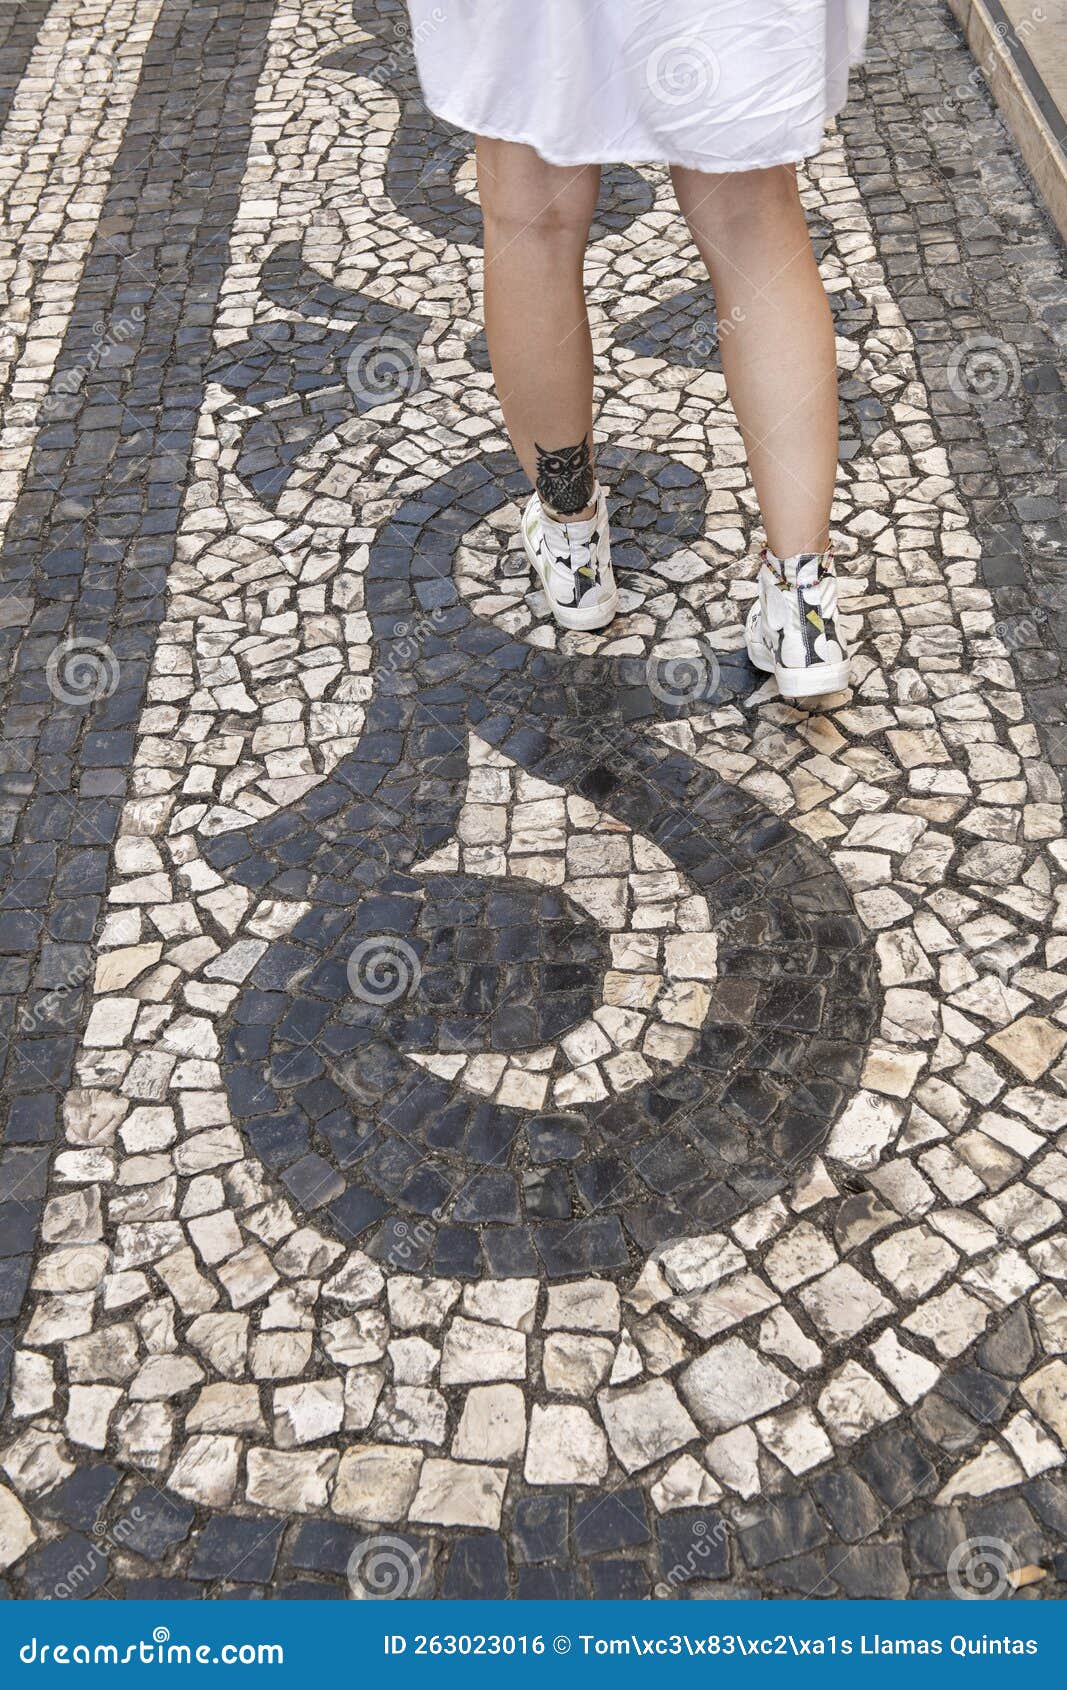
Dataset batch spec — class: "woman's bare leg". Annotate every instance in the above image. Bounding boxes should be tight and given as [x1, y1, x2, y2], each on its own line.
[670, 163, 837, 558]
[476, 137, 600, 518]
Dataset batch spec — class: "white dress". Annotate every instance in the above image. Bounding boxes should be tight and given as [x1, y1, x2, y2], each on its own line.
[406, 1, 869, 173]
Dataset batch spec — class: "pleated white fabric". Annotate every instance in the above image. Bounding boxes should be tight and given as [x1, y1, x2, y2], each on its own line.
[406, 1, 869, 172]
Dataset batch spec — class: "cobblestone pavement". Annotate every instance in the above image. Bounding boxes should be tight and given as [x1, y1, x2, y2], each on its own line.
[0, 0, 1066, 1601]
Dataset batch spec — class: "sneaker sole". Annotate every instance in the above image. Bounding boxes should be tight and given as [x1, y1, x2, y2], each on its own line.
[522, 509, 619, 632]
[746, 625, 851, 701]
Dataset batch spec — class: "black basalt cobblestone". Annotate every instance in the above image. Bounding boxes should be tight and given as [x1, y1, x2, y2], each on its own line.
[0, 0, 279, 1370]
[841, 6, 1067, 779]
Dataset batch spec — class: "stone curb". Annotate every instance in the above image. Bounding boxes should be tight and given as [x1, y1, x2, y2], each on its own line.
[945, 0, 1067, 243]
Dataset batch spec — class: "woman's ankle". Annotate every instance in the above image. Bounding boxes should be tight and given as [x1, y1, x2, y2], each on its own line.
[542, 495, 598, 524]
[534, 434, 596, 520]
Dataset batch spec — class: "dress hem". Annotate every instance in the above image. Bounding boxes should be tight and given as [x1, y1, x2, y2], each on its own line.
[420, 102, 846, 175]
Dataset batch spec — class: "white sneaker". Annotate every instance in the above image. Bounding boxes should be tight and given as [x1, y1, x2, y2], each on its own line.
[745, 544, 852, 700]
[521, 483, 619, 632]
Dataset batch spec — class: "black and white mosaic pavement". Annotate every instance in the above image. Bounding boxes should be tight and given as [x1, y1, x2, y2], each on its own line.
[1, 0, 1066, 1602]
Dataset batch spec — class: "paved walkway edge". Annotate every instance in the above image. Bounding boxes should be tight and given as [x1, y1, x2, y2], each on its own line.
[946, 0, 1067, 242]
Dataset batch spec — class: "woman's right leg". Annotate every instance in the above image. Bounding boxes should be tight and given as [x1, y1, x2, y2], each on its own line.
[476, 137, 600, 519]
[670, 161, 851, 698]
[669, 162, 838, 561]
[476, 137, 618, 631]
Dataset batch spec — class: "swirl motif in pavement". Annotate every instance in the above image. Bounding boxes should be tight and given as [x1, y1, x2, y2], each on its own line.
[202, 448, 879, 1280]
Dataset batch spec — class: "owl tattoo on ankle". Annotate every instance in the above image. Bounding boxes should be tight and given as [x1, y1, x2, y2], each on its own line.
[535, 435, 594, 517]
